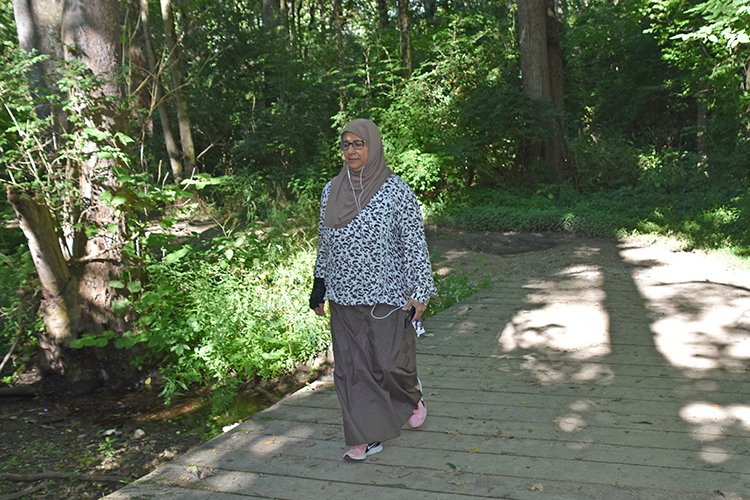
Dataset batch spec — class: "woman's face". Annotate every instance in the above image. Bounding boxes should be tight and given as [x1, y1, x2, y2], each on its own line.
[341, 131, 369, 172]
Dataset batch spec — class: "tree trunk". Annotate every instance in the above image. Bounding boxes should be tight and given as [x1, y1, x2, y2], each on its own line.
[397, 0, 411, 78]
[544, 0, 571, 178]
[697, 92, 707, 166]
[423, 0, 436, 21]
[263, 0, 280, 29]
[318, 0, 325, 32]
[11, 0, 138, 389]
[12, 0, 65, 127]
[61, 0, 129, 331]
[140, 0, 182, 182]
[518, 0, 550, 102]
[161, 0, 196, 179]
[517, 0, 570, 184]
[6, 187, 82, 374]
[333, 0, 346, 119]
[377, 0, 389, 28]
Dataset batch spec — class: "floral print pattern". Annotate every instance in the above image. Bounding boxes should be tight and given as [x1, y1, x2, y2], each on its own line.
[314, 174, 436, 306]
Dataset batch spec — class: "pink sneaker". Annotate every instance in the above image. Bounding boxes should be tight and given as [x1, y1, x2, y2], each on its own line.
[408, 400, 426, 428]
[343, 442, 383, 461]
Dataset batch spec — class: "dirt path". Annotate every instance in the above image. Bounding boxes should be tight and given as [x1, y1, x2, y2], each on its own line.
[425, 226, 749, 285]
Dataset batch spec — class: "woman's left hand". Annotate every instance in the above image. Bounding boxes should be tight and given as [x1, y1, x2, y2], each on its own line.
[402, 298, 426, 321]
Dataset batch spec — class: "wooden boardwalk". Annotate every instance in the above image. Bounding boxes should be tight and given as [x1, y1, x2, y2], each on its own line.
[107, 239, 750, 500]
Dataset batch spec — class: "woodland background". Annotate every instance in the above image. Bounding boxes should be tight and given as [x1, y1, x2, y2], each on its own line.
[1, 0, 750, 413]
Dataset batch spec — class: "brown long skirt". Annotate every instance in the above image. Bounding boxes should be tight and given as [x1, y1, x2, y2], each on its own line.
[329, 302, 422, 446]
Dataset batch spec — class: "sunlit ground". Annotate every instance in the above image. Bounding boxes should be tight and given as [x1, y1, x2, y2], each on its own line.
[494, 241, 750, 468]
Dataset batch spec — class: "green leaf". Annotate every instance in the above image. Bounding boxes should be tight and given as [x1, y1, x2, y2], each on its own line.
[83, 127, 107, 141]
[115, 132, 134, 145]
[225, 248, 234, 261]
[447, 463, 457, 470]
[126, 281, 142, 293]
[112, 299, 130, 314]
[114, 332, 143, 349]
[140, 291, 160, 307]
[137, 312, 155, 326]
[109, 280, 125, 289]
[159, 218, 176, 229]
[111, 195, 128, 207]
[106, 224, 118, 234]
[70, 338, 87, 348]
[85, 225, 99, 238]
[163, 247, 189, 264]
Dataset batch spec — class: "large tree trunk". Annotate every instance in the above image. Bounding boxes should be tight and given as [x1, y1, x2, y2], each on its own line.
[61, 0, 129, 333]
[12, 0, 65, 127]
[6, 187, 82, 374]
[11, 0, 138, 390]
[397, 0, 411, 78]
[161, 0, 196, 179]
[517, 0, 571, 184]
[140, 0, 182, 182]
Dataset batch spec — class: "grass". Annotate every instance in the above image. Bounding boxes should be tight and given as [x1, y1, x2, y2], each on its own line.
[427, 182, 750, 265]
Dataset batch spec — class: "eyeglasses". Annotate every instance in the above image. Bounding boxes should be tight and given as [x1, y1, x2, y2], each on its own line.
[340, 140, 367, 151]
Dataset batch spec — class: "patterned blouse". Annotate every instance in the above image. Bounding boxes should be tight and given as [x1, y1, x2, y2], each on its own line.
[314, 174, 437, 307]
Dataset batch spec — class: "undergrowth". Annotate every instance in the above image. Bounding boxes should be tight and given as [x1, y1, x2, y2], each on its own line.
[429, 181, 750, 260]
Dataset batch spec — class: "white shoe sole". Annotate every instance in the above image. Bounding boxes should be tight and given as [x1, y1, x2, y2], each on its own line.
[344, 442, 383, 461]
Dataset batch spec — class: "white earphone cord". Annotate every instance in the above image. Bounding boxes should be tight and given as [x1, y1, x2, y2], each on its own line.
[346, 165, 364, 214]
[370, 304, 403, 320]
[346, 162, 404, 321]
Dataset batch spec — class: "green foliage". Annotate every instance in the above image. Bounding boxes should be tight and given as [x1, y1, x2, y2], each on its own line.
[431, 164, 750, 259]
[0, 0, 15, 58]
[97, 436, 119, 458]
[0, 233, 38, 372]
[73, 217, 329, 403]
[375, 14, 527, 197]
[646, 0, 750, 182]
[569, 133, 641, 188]
[0, 49, 135, 261]
[673, 0, 750, 49]
[565, 0, 687, 153]
[425, 263, 494, 318]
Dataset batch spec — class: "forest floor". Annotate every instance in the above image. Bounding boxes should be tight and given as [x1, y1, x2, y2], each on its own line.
[0, 227, 743, 500]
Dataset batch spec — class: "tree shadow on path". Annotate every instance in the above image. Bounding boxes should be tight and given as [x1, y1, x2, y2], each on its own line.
[492, 237, 750, 496]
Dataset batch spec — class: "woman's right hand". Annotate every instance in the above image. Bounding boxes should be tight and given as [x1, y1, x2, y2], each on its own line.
[313, 303, 326, 317]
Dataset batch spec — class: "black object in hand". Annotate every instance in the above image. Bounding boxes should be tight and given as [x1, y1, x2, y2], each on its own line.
[405, 305, 415, 327]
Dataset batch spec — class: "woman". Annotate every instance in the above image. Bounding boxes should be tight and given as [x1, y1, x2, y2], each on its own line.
[309, 118, 436, 461]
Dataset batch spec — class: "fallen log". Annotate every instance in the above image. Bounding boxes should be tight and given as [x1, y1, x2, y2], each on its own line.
[0, 386, 39, 398]
[1, 471, 129, 484]
[0, 480, 48, 500]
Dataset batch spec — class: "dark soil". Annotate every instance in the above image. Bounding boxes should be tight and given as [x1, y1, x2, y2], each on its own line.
[0, 374, 315, 500]
[424, 225, 569, 256]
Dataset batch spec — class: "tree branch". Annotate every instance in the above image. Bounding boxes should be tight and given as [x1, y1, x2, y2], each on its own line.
[2, 471, 130, 484]
[0, 480, 49, 500]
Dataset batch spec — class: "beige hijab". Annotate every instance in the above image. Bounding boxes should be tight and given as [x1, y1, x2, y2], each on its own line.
[323, 119, 393, 228]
